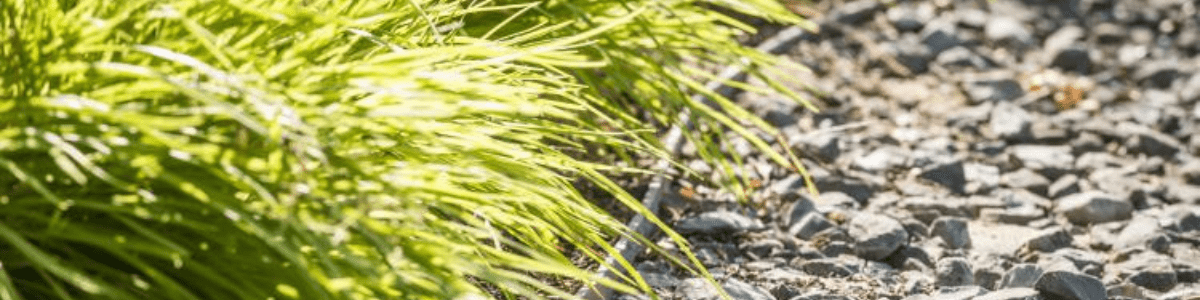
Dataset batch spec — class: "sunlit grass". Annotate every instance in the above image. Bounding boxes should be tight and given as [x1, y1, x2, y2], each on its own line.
[0, 0, 811, 299]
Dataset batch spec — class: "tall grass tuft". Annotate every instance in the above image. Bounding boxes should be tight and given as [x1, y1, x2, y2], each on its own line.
[0, 0, 811, 299]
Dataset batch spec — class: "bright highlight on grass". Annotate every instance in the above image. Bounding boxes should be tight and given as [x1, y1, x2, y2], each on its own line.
[1, 0, 811, 299]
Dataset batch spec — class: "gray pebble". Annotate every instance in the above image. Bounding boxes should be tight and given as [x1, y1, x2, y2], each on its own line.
[783, 192, 817, 228]
[990, 102, 1033, 141]
[1009, 145, 1074, 174]
[1023, 227, 1073, 253]
[1001, 169, 1051, 195]
[930, 217, 972, 249]
[936, 47, 989, 69]
[676, 278, 719, 299]
[998, 264, 1043, 289]
[921, 18, 960, 55]
[1048, 45, 1089, 74]
[833, 0, 882, 24]
[1053, 191, 1133, 225]
[920, 161, 967, 194]
[1033, 270, 1106, 300]
[853, 146, 908, 173]
[1120, 252, 1178, 292]
[888, 3, 935, 31]
[848, 213, 909, 260]
[1133, 59, 1181, 89]
[965, 79, 1024, 103]
[932, 285, 988, 300]
[677, 211, 765, 235]
[723, 278, 775, 300]
[1047, 174, 1080, 199]
[972, 288, 1040, 300]
[936, 257, 975, 287]
[1115, 216, 1160, 250]
[985, 16, 1033, 47]
[799, 258, 854, 277]
[789, 213, 835, 240]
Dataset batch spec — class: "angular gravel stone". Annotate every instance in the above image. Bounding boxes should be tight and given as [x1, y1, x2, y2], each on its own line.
[1126, 264, 1177, 292]
[848, 213, 909, 260]
[1124, 127, 1182, 158]
[1034, 271, 1106, 300]
[980, 205, 1043, 224]
[887, 245, 935, 270]
[884, 80, 935, 106]
[853, 146, 908, 172]
[1119, 252, 1178, 292]
[930, 285, 988, 300]
[676, 278, 718, 299]
[677, 211, 765, 235]
[1044, 26, 1084, 59]
[1049, 45, 1090, 74]
[1070, 132, 1105, 154]
[723, 278, 775, 300]
[1010, 145, 1074, 173]
[1177, 209, 1200, 232]
[887, 37, 933, 74]
[799, 258, 854, 277]
[1002, 169, 1051, 195]
[789, 213, 835, 240]
[783, 193, 817, 228]
[1093, 23, 1124, 43]
[997, 189, 1052, 209]
[973, 265, 1004, 291]
[1164, 181, 1200, 204]
[1105, 284, 1145, 299]
[1030, 121, 1069, 143]
[930, 217, 971, 249]
[1047, 174, 1080, 199]
[920, 161, 967, 194]
[1183, 74, 1200, 103]
[985, 16, 1033, 47]
[790, 292, 858, 300]
[1087, 168, 1142, 198]
[921, 18, 960, 55]
[936, 257, 975, 287]
[1023, 227, 1073, 253]
[1117, 45, 1148, 66]
[936, 46, 989, 69]
[1043, 26, 1084, 54]
[1133, 60, 1181, 89]
[999, 264, 1044, 289]
[1053, 191, 1133, 225]
[743, 240, 784, 261]
[903, 197, 971, 223]
[966, 79, 1024, 103]
[887, 2, 935, 31]
[972, 288, 1040, 300]
[642, 272, 680, 289]
[1115, 216, 1160, 249]
[964, 163, 1000, 193]
[833, 0, 882, 24]
[990, 102, 1033, 140]
[800, 133, 842, 162]
[971, 222, 1039, 256]
[1046, 249, 1103, 276]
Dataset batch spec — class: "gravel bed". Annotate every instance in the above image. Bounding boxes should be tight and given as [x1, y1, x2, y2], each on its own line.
[621, 0, 1200, 299]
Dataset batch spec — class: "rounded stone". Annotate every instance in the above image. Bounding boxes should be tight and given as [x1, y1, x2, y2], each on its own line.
[936, 257, 975, 287]
[847, 213, 909, 261]
[930, 217, 972, 249]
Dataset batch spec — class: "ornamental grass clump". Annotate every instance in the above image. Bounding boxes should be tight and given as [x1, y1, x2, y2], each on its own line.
[0, 0, 812, 299]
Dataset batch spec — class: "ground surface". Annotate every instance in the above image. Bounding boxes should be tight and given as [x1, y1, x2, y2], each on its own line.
[622, 0, 1200, 299]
